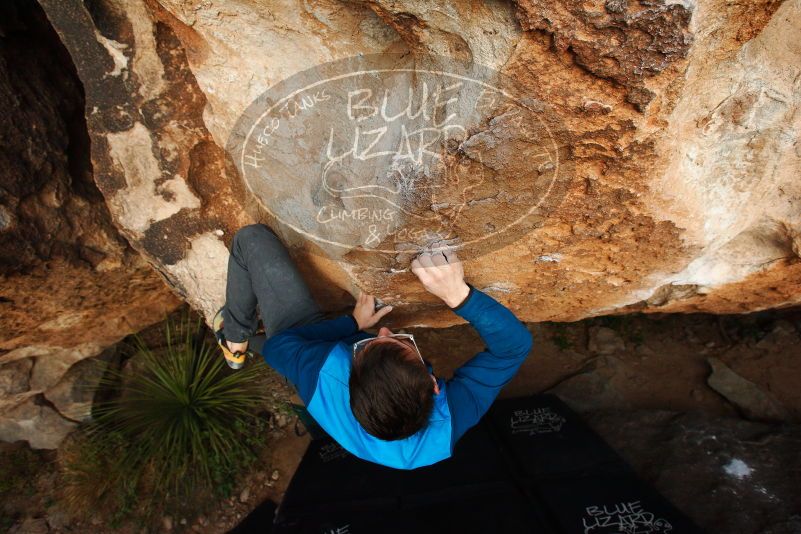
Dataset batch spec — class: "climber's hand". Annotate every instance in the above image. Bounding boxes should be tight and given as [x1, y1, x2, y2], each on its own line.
[352, 292, 393, 330]
[411, 247, 470, 308]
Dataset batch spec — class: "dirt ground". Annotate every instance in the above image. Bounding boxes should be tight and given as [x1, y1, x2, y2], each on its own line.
[2, 307, 800, 533]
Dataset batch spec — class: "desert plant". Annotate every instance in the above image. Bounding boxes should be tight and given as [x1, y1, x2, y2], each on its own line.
[61, 315, 268, 524]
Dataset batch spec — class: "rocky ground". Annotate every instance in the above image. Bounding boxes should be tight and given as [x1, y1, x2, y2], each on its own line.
[2, 305, 800, 533]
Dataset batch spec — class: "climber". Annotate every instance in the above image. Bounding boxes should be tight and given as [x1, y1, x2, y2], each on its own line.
[213, 224, 533, 469]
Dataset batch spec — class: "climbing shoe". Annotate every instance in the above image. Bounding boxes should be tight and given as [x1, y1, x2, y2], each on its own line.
[213, 307, 252, 370]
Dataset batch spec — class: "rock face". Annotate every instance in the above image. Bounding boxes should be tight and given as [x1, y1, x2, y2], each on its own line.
[707, 357, 790, 421]
[0, 1, 179, 448]
[31, 0, 801, 328]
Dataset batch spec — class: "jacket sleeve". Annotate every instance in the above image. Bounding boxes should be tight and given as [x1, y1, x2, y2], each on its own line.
[283, 314, 360, 341]
[261, 315, 368, 403]
[445, 287, 534, 447]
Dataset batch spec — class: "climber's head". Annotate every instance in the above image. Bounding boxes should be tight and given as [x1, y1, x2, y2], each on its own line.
[349, 327, 439, 440]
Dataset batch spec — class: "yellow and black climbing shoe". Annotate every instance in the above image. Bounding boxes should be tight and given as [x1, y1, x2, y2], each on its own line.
[213, 308, 252, 370]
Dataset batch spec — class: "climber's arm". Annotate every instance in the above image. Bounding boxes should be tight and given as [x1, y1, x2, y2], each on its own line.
[258, 294, 390, 403]
[260, 316, 358, 403]
[270, 292, 391, 343]
[410, 248, 533, 447]
[444, 287, 533, 445]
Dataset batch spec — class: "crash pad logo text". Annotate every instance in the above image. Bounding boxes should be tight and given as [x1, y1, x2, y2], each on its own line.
[582, 500, 673, 534]
[510, 407, 567, 435]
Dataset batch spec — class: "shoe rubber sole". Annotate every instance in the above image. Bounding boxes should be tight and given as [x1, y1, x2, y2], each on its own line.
[213, 308, 247, 370]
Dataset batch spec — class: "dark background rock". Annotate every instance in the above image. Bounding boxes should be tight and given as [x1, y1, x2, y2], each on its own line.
[590, 410, 801, 534]
[707, 357, 790, 422]
[0, 0, 178, 448]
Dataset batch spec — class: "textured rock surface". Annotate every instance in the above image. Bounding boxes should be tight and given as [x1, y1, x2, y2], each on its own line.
[707, 357, 790, 421]
[0, 396, 79, 450]
[32, 0, 801, 328]
[0, 0, 179, 448]
[43, 349, 114, 422]
[587, 326, 626, 355]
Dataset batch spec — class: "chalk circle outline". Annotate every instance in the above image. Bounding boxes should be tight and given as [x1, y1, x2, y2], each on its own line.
[230, 54, 568, 257]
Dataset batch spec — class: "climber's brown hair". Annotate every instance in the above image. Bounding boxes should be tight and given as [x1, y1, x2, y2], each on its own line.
[349, 339, 433, 441]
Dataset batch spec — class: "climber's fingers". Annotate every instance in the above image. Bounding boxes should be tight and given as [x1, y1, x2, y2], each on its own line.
[414, 251, 435, 269]
[431, 250, 448, 267]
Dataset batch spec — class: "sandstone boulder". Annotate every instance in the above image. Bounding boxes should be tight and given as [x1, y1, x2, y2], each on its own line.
[707, 357, 790, 421]
[44, 349, 114, 422]
[0, 1, 179, 448]
[0, 359, 33, 397]
[31, 0, 800, 328]
[0, 395, 77, 450]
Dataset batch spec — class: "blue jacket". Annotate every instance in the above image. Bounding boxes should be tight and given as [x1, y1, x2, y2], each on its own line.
[262, 287, 533, 469]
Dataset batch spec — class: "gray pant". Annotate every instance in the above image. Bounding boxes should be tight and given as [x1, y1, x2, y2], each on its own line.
[222, 224, 324, 354]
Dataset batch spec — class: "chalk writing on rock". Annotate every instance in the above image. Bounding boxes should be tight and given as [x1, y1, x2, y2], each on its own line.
[228, 54, 572, 263]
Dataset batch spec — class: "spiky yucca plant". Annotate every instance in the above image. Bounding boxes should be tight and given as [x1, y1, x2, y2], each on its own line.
[62, 315, 268, 523]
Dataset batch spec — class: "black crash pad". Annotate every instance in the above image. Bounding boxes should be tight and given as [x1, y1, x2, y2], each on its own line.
[488, 394, 631, 480]
[260, 395, 699, 534]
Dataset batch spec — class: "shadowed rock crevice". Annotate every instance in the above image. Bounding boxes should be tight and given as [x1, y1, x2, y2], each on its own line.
[0, 0, 179, 448]
[0, 0, 100, 274]
[514, 0, 693, 111]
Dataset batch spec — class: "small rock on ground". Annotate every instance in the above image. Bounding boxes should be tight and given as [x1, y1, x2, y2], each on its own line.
[706, 357, 789, 421]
